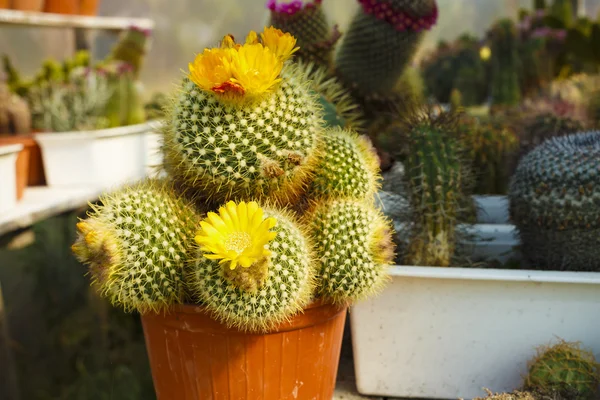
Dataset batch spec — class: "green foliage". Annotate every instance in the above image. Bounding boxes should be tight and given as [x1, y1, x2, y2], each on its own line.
[163, 65, 323, 205]
[524, 340, 600, 400]
[307, 199, 394, 304]
[72, 180, 200, 313]
[509, 131, 600, 271]
[189, 206, 314, 332]
[490, 19, 522, 108]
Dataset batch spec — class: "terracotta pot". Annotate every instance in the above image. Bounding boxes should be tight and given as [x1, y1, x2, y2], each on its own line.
[78, 0, 99, 15]
[11, 0, 44, 11]
[141, 301, 347, 400]
[44, 0, 78, 14]
[0, 0, 11, 9]
[0, 135, 46, 189]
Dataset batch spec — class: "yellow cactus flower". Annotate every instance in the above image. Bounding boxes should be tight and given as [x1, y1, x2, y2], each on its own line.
[260, 26, 299, 62]
[245, 30, 259, 45]
[195, 201, 278, 270]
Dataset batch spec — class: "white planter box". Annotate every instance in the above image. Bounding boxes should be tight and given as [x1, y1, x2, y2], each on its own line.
[474, 195, 509, 224]
[351, 230, 600, 399]
[0, 144, 23, 213]
[34, 123, 152, 187]
[143, 120, 164, 177]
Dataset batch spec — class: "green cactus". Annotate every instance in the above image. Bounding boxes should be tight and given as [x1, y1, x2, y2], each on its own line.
[459, 116, 519, 195]
[524, 340, 600, 400]
[106, 26, 151, 79]
[163, 63, 323, 205]
[309, 127, 380, 201]
[102, 62, 146, 128]
[334, 0, 439, 98]
[189, 201, 315, 332]
[267, 0, 341, 67]
[306, 199, 394, 304]
[550, 0, 574, 27]
[71, 180, 200, 314]
[490, 19, 522, 109]
[520, 112, 584, 157]
[534, 0, 547, 9]
[0, 82, 31, 134]
[509, 131, 600, 271]
[399, 108, 471, 267]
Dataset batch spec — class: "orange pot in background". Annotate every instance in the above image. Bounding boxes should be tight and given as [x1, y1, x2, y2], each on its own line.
[78, 0, 99, 16]
[0, 0, 11, 9]
[11, 0, 44, 11]
[142, 301, 348, 400]
[44, 0, 78, 14]
[0, 135, 46, 193]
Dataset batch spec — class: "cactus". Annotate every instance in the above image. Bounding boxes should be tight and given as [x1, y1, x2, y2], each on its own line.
[189, 201, 315, 332]
[309, 127, 380, 201]
[490, 19, 522, 109]
[449, 88, 462, 110]
[163, 28, 323, 205]
[71, 180, 200, 314]
[520, 112, 584, 158]
[306, 199, 394, 304]
[459, 116, 519, 195]
[296, 60, 366, 132]
[106, 26, 151, 79]
[334, 0, 439, 98]
[398, 108, 471, 267]
[0, 82, 31, 134]
[524, 340, 600, 400]
[103, 62, 146, 128]
[550, 0, 574, 27]
[509, 131, 600, 271]
[266, 0, 341, 67]
[144, 92, 169, 121]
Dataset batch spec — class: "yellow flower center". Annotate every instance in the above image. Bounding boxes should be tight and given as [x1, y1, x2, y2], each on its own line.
[195, 201, 277, 270]
[187, 27, 299, 105]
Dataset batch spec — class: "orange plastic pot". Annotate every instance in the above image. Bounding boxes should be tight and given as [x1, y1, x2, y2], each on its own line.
[78, 0, 99, 15]
[44, 0, 78, 14]
[141, 301, 348, 400]
[0, 135, 46, 190]
[11, 0, 44, 11]
[0, 0, 10, 9]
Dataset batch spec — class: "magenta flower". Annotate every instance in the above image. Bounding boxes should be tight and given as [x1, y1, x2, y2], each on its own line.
[266, 0, 321, 15]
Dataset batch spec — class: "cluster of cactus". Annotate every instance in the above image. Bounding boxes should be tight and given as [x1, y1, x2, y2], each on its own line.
[458, 115, 519, 195]
[489, 19, 522, 109]
[509, 131, 600, 271]
[524, 340, 600, 399]
[266, 0, 341, 67]
[0, 81, 31, 134]
[73, 27, 395, 332]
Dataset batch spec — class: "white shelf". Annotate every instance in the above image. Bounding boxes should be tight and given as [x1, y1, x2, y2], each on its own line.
[0, 186, 104, 236]
[0, 9, 154, 31]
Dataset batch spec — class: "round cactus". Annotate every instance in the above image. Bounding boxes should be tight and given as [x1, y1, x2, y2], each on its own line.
[309, 127, 380, 201]
[189, 200, 315, 332]
[71, 180, 200, 313]
[163, 28, 324, 205]
[509, 131, 600, 271]
[306, 199, 395, 304]
[266, 0, 341, 66]
[524, 340, 600, 400]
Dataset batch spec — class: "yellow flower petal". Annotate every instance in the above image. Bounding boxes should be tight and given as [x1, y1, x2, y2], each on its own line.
[260, 26, 299, 62]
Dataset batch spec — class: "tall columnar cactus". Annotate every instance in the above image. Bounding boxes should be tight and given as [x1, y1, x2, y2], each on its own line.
[106, 26, 151, 79]
[490, 19, 522, 109]
[103, 62, 146, 128]
[509, 131, 600, 271]
[309, 127, 380, 201]
[71, 180, 200, 313]
[163, 28, 324, 205]
[266, 0, 341, 67]
[190, 201, 315, 331]
[306, 199, 394, 304]
[399, 108, 471, 267]
[334, 0, 439, 98]
[524, 340, 600, 400]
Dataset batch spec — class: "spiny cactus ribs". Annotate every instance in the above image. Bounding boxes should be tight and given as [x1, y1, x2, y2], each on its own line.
[509, 131, 600, 271]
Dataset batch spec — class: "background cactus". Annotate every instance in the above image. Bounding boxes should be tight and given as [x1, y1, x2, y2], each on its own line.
[102, 62, 147, 128]
[524, 340, 600, 400]
[519, 112, 584, 157]
[307, 199, 394, 304]
[309, 127, 380, 201]
[163, 63, 323, 205]
[0, 82, 31, 134]
[267, 0, 341, 67]
[334, 0, 438, 99]
[509, 131, 600, 271]
[489, 19, 522, 109]
[189, 204, 315, 332]
[106, 26, 151, 79]
[71, 180, 200, 314]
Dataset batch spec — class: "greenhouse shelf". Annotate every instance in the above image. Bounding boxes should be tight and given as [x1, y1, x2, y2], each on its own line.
[0, 9, 154, 31]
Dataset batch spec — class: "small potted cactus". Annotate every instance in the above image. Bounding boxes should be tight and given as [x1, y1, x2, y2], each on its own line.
[72, 27, 395, 400]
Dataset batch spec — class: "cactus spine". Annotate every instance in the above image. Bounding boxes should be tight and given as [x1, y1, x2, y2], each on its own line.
[72, 180, 200, 313]
[490, 19, 522, 108]
[509, 131, 600, 271]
